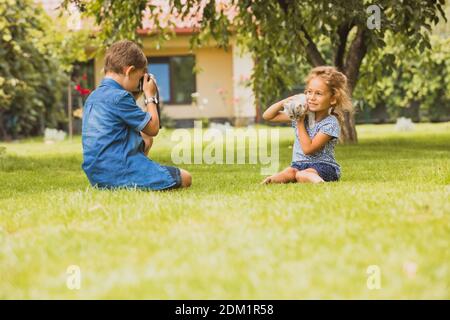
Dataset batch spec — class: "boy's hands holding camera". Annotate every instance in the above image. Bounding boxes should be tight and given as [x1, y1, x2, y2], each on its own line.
[142, 73, 157, 98]
[140, 73, 160, 136]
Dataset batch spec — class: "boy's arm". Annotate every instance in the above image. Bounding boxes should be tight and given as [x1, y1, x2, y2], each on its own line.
[141, 74, 160, 136]
[141, 101, 159, 136]
[296, 116, 332, 155]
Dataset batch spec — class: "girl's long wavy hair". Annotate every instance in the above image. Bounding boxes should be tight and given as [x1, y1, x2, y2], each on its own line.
[305, 66, 353, 124]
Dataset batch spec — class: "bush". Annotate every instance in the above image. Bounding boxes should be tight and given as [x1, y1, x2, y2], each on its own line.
[0, 0, 70, 139]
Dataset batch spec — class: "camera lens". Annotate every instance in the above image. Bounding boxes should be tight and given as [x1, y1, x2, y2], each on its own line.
[138, 76, 144, 92]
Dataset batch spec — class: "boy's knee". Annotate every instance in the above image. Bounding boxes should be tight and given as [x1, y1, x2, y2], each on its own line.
[180, 169, 192, 188]
[140, 133, 153, 156]
[142, 135, 153, 146]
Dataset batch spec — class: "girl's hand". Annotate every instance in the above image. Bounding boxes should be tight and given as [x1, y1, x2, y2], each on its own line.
[299, 114, 306, 121]
[262, 96, 293, 122]
[301, 105, 307, 117]
[297, 104, 309, 122]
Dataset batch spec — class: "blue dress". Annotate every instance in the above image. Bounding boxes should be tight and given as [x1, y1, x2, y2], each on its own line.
[81, 78, 178, 190]
[291, 115, 341, 181]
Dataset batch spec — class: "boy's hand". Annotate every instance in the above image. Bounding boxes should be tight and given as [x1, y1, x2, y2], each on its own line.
[143, 73, 157, 97]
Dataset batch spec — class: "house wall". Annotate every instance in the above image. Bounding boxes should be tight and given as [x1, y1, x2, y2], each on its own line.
[231, 46, 256, 121]
[94, 35, 236, 121]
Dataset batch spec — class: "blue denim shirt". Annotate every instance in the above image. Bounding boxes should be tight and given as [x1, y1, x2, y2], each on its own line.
[291, 115, 341, 177]
[81, 78, 176, 190]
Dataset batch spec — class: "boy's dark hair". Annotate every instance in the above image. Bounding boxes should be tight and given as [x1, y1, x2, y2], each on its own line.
[104, 40, 147, 74]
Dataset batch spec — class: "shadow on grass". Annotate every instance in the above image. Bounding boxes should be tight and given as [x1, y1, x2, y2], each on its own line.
[0, 154, 86, 199]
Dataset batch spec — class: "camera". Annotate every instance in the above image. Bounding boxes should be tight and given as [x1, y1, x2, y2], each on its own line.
[137, 73, 156, 93]
[133, 73, 152, 93]
[138, 75, 144, 93]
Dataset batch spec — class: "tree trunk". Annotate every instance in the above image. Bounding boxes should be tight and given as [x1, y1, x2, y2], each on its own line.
[403, 100, 420, 122]
[339, 87, 358, 143]
[300, 21, 365, 143]
[0, 112, 9, 141]
[340, 110, 357, 143]
[340, 26, 369, 143]
[372, 102, 389, 123]
[279, 1, 364, 143]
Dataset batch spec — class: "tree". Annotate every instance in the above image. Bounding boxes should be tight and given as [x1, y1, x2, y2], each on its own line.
[355, 33, 450, 122]
[0, 0, 92, 139]
[64, 0, 447, 142]
[0, 0, 61, 138]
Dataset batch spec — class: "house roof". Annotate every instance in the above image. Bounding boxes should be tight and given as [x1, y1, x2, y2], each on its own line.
[35, 0, 62, 16]
[137, 27, 198, 36]
[37, 0, 237, 35]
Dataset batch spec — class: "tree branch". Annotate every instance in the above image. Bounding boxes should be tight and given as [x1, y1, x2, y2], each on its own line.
[278, 0, 325, 67]
[344, 25, 368, 92]
[299, 25, 326, 67]
[277, 0, 289, 13]
[334, 21, 354, 71]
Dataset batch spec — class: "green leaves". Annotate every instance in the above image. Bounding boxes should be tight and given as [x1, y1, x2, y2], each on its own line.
[59, 0, 448, 126]
[0, 0, 70, 139]
[355, 34, 450, 121]
[63, 0, 148, 47]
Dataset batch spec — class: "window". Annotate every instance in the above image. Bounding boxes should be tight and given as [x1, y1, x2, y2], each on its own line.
[147, 55, 196, 105]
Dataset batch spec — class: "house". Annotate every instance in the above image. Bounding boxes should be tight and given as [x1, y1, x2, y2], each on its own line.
[38, 0, 257, 128]
[94, 30, 256, 127]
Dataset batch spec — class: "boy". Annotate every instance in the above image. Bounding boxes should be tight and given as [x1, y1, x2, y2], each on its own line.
[82, 40, 192, 190]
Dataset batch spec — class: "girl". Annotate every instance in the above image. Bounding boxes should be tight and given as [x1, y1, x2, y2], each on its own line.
[261, 66, 353, 184]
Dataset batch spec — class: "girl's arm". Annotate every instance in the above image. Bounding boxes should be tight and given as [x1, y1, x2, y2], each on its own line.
[262, 97, 293, 123]
[296, 115, 332, 155]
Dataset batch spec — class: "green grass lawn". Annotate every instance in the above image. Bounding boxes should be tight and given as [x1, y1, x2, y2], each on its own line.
[0, 123, 449, 299]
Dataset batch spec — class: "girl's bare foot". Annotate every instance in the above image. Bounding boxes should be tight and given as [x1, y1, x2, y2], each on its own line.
[261, 176, 273, 184]
[261, 167, 297, 185]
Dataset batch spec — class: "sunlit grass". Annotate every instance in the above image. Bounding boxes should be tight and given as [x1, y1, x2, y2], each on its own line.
[0, 122, 449, 299]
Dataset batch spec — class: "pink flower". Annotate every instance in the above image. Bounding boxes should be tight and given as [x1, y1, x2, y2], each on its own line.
[403, 261, 418, 279]
[75, 84, 91, 96]
[239, 74, 250, 83]
[142, 0, 238, 31]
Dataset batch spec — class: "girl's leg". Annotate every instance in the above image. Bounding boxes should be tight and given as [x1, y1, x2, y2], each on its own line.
[261, 167, 297, 184]
[140, 132, 153, 156]
[295, 168, 324, 183]
[179, 169, 192, 188]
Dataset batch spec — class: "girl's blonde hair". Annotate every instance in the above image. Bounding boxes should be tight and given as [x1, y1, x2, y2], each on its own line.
[305, 66, 353, 123]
